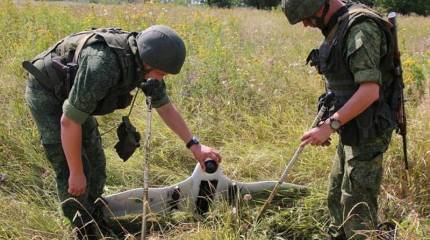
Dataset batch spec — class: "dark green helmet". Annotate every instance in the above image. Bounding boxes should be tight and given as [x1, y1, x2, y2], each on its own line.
[281, 0, 325, 24]
[136, 25, 186, 74]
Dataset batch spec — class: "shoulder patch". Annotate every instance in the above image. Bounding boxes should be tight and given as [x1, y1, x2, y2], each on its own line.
[354, 30, 364, 50]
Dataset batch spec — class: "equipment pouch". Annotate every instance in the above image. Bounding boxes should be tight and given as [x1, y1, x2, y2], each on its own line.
[339, 120, 358, 146]
[114, 116, 141, 162]
[339, 105, 377, 146]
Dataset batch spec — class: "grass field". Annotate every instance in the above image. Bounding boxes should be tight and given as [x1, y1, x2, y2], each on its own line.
[0, 0, 429, 239]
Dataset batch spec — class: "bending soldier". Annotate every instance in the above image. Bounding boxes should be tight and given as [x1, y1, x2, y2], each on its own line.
[24, 25, 221, 239]
[281, 0, 397, 239]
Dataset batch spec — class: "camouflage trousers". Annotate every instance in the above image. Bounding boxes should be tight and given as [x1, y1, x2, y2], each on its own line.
[25, 77, 108, 239]
[327, 132, 391, 240]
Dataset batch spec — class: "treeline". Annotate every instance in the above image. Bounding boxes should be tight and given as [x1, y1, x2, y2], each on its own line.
[356, 0, 430, 16]
[206, 0, 430, 15]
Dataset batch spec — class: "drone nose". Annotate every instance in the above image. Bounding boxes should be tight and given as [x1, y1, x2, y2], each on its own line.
[204, 159, 218, 174]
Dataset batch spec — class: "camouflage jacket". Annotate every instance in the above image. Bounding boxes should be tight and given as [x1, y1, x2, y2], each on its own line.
[313, 3, 396, 146]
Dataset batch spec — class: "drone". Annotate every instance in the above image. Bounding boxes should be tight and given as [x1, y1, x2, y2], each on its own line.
[103, 160, 307, 218]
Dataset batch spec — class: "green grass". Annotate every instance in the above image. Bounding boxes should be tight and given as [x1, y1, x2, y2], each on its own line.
[1, 0, 430, 239]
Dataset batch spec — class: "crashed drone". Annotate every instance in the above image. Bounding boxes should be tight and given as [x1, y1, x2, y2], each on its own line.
[103, 160, 307, 218]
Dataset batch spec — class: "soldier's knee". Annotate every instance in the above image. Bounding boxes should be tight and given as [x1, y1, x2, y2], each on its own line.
[345, 156, 383, 195]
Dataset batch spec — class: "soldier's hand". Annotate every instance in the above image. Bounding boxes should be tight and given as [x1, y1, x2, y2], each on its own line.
[190, 144, 222, 170]
[68, 172, 87, 196]
[300, 123, 333, 147]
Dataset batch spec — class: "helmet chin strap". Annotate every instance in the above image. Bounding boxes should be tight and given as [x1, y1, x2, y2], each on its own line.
[312, 0, 331, 32]
[137, 63, 153, 84]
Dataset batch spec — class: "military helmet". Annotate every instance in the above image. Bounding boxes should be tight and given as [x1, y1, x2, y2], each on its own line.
[281, 0, 325, 25]
[136, 25, 186, 74]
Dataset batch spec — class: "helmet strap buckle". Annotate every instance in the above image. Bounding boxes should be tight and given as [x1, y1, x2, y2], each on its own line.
[314, 0, 331, 32]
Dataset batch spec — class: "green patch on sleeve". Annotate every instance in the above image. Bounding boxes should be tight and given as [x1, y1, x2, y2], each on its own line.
[354, 31, 364, 50]
[62, 99, 90, 124]
[353, 69, 382, 85]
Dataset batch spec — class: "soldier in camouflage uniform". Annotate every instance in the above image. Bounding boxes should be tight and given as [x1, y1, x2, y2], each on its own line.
[281, 0, 397, 239]
[24, 25, 221, 239]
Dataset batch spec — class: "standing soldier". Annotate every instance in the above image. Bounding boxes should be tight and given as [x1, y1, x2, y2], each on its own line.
[281, 0, 397, 239]
[24, 25, 221, 239]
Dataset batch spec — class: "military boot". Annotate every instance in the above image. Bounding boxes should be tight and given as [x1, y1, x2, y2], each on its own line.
[377, 221, 396, 240]
[327, 225, 347, 240]
[93, 197, 125, 239]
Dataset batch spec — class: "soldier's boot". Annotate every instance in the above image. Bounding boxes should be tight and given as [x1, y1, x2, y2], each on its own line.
[377, 221, 396, 240]
[327, 226, 347, 240]
[327, 233, 347, 240]
[72, 219, 101, 240]
[69, 204, 110, 240]
[93, 197, 126, 239]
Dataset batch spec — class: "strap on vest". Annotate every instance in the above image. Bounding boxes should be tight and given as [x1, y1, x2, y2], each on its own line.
[329, 89, 357, 97]
[73, 32, 96, 64]
[347, 7, 379, 17]
[343, 7, 393, 29]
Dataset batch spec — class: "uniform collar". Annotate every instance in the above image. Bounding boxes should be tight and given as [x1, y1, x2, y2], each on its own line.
[323, 6, 348, 37]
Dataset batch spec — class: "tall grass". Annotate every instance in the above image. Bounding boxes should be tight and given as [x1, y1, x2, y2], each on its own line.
[0, 0, 429, 239]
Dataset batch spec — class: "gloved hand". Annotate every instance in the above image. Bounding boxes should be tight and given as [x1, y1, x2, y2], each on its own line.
[140, 78, 161, 97]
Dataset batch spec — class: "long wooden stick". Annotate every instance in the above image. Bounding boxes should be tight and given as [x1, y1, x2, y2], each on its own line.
[255, 93, 335, 222]
[141, 96, 152, 240]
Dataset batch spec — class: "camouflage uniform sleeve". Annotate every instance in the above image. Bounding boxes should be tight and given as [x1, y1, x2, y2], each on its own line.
[62, 43, 121, 124]
[345, 19, 388, 85]
[151, 79, 170, 108]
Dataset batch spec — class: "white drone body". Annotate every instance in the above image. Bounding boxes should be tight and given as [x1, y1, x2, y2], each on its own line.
[103, 162, 306, 217]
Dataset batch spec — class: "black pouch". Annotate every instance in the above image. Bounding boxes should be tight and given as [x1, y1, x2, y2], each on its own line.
[114, 116, 141, 161]
[339, 120, 359, 146]
[339, 105, 377, 146]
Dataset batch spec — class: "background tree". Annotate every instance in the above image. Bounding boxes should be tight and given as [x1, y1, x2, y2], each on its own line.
[355, 0, 429, 16]
[243, 0, 280, 9]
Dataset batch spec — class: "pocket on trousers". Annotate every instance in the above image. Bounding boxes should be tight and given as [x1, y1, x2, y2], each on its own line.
[348, 153, 383, 192]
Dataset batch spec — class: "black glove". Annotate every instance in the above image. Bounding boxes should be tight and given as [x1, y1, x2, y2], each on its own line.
[114, 116, 141, 162]
[140, 78, 161, 97]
